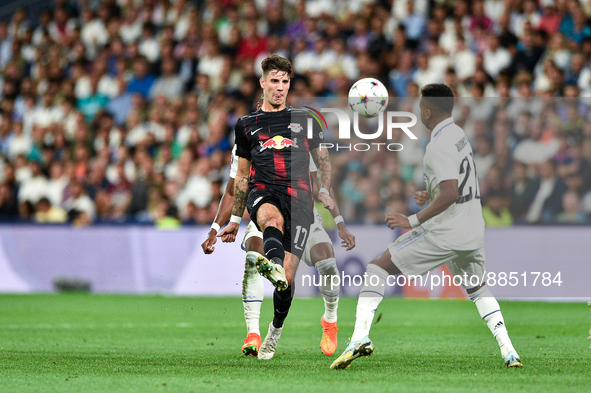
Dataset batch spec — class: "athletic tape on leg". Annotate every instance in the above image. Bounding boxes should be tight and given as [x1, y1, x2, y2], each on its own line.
[316, 258, 339, 297]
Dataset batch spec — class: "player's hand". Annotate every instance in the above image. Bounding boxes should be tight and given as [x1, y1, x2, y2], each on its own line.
[217, 222, 239, 243]
[337, 223, 355, 251]
[318, 193, 335, 210]
[385, 213, 411, 229]
[414, 191, 429, 207]
[201, 229, 218, 254]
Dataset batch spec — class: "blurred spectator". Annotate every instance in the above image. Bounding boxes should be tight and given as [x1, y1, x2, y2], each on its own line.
[0, 179, 18, 218]
[0, 23, 12, 69]
[5, 121, 32, 159]
[46, 161, 68, 206]
[237, 20, 267, 60]
[556, 191, 586, 223]
[63, 180, 95, 225]
[18, 160, 47, 206]
[483, 32, 511, 78]
[510, 161, 538, 222]
[508, 30, 544, 77]
[127, 56, 155, 98]
[561, 2, 591, 44]
[155, 204, 181, 229]
[538, 2, 561, 35]
[149, 58, 183, 100]
[34, 197, 67, 223]
[402, 1, 425, 48]
[473, 137, 495, 181]
[77, 74, 109, 121]
[526, 160, 567, 223]
[138, 22, 160, 63]
[513, 115, 560, 164]
[482, 190, 513, 228]
[469, 0, 493, 34]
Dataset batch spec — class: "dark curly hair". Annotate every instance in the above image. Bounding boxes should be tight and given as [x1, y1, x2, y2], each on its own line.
[261, 54, 293, 78]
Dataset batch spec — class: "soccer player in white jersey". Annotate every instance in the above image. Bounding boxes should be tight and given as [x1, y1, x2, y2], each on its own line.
[331, 84, 522, 370]
[202, 145, 355, 358]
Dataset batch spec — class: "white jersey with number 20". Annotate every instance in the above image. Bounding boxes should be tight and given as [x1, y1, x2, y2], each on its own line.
[421, 117, 485, 250]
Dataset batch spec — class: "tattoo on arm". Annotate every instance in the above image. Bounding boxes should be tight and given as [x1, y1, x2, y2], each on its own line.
[232, 157, 251, 217]
[232, 175, 249, 217]
[311, 148, 332, 190]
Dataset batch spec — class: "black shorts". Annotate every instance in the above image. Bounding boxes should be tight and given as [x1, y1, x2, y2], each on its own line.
[247, 190, 314, 260]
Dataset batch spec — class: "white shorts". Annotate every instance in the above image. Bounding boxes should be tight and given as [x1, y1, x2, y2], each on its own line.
[388, 226, 486, 289]
[241, 221, 263, 251]
[301, 219, 333, 267]
[240, 216, 332, 267]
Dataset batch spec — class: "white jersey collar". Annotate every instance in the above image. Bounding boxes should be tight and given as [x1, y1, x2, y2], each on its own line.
[430, 117, 455, 140]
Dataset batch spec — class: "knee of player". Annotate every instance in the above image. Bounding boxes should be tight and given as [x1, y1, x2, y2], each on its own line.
[266, 219, 284, 231]
[245, 237, 264, 255]
[466, 282, 487, 297]
[315, 257, 339, 276]
[310, 243, 334, 262]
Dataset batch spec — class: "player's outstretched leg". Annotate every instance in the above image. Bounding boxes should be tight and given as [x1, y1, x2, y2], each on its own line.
[258, 321, 283, 360]
[331, 262, 389, 369]
[259, 251, 299, 360]
[316, 257, 340, 356]
[469, 285, 522, 368]
[252, 251, 288, 291]
[258, 285, 292, 360]
[242, 251, 264, 356]
[254, 226, 288, 290]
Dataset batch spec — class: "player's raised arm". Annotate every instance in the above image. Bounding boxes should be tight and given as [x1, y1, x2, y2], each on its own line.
[310, 147, 335, 210]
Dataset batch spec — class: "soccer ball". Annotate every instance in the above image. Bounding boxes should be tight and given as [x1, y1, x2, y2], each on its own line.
[348, 78, 389, 118]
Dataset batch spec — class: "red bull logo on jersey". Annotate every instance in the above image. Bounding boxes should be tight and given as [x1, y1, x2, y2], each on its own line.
[259, 135, 299, 152]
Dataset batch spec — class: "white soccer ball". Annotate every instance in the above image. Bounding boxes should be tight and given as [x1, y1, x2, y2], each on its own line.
[348, 78, 389, 118]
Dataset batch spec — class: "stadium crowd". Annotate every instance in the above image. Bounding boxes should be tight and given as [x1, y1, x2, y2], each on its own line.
[0, 0, 591, 226]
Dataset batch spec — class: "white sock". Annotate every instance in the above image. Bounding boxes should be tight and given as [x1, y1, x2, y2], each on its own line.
[351, 264, 388, 341]
[470, 286, 516, 358]
[316, 258, 339, 323]
[243, 254, 264, 335]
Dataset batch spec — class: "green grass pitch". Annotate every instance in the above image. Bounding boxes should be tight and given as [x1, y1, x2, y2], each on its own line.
[0, 294, 590, 392]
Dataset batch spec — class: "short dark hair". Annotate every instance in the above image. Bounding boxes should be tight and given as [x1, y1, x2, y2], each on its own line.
[420, 84, 455, 114]
[261, 54, 293, 77]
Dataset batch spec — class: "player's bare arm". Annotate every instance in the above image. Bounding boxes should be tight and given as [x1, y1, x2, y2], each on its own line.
[310, 167, 355, 251]
[201, 177, 236, 254]
[328, 186, 355, 250]
[386, 179, 459, 229]
[310, 147, 335, 210]
[218, 157, 250, 240]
